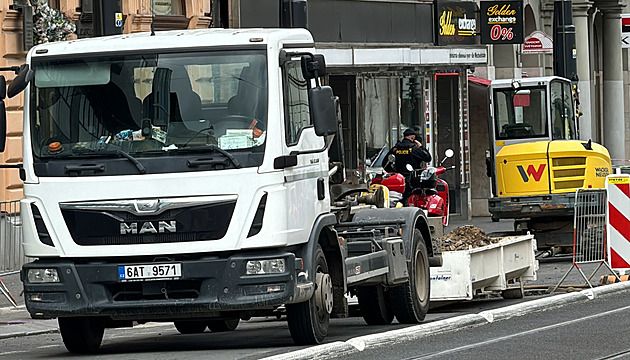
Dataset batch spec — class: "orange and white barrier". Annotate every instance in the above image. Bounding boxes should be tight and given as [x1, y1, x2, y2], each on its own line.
[606, 174, 630, 272]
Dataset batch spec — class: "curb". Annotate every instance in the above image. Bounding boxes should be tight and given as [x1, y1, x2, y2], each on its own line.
[0, 328, 58, 340]
[262, 281, 630, 360]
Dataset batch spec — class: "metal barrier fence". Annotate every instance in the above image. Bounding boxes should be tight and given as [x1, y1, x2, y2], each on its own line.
[553, 189, 619, 291]
[0, 200, 27, 272]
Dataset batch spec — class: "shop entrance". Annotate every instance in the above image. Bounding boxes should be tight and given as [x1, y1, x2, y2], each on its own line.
[435, 74, 461, 215]
[329, 76, 358, 170]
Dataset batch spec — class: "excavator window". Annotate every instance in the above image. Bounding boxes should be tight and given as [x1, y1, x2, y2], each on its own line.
[550, 80, 577, 140]
[493, 86, 548, 140]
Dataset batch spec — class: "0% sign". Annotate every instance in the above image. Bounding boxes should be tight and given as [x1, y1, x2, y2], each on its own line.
[490, 25, 514, 41]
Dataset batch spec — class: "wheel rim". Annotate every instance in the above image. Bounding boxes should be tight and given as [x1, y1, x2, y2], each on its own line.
[414, 249, 428, 301]
[315, 272, 333, 318]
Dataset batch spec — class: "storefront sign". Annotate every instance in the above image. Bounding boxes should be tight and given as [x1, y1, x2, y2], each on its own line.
[522, 31, 553, 53]
[435, 0, 478, 46]
[449, 49, 487, 63]
[480, 1, 523, 44]
[622, 14, 630, 48]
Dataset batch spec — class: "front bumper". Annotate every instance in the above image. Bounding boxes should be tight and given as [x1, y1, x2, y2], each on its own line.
[22, 252, 311, 320]
[488, 193, 575, 220]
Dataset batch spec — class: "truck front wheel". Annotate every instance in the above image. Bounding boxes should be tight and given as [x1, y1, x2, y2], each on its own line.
[389, 229, 430, 323]
[287, 244, 331, 345]
[58, 316, 105, 354]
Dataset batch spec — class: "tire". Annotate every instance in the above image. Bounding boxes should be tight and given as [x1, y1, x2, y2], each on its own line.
[207, 318, 239, 332]
[357, 285, 394, 325]
[58, 317, 105, 354]
[501, 287, 524, 299]
[174, 320, 207, 334]
[287, 244, 332, 345]
[389, 228, 430, 324]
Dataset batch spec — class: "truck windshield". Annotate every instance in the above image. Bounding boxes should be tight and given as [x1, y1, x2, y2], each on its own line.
[30, 49, 268, 161]
[493, 86, 548, 140]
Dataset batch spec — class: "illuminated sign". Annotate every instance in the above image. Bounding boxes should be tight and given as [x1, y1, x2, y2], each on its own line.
[435, 0, 478, 46]
[480, 1, 524, 44]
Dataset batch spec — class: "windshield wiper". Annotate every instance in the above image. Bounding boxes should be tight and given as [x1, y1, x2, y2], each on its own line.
[69, 148, 147, 174]
[175, 145, 241, 168]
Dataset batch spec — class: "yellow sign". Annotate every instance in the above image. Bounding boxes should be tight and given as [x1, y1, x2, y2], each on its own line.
[608, 177, 630, 184]
[496, 140, 505, 146]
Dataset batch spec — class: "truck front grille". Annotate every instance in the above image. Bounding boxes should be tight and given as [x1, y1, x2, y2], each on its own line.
[61, 201, 236, 246]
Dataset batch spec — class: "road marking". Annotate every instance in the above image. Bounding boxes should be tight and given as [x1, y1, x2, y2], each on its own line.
[0, 350, 29, 357]
[412, 303, 630, 359]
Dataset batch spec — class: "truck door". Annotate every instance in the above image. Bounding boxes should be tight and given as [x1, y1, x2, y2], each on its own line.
[280, 58, 330, 238]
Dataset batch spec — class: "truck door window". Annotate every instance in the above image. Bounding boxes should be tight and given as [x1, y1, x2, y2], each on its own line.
[550, 80, 576, 140]
[494, 86, 548, 139]
[282, 60, 311, 145]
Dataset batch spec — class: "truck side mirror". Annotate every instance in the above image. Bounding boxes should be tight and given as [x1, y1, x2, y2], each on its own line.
[301, 54, 326, 80]
[7, 64, 33, 99]
[310, 86, 336, 136]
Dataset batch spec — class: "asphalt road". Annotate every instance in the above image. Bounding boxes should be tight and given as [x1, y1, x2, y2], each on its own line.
[0, 257, 607, 360]
[333, 287, 630, 360]
[0, 216, 615, 359]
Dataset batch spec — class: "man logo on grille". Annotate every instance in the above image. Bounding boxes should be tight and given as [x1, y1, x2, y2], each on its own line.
[517, 164, 546, 182]
[120, 221, 177, 235]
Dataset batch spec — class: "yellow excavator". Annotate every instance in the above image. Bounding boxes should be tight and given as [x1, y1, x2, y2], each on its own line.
[486, 76, 611, 250]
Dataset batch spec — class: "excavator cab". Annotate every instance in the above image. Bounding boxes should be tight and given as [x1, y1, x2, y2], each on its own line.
[486, 76, 611, 249]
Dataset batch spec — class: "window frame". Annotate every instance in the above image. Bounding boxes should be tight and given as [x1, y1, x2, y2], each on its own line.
[281, 60, 312, 146]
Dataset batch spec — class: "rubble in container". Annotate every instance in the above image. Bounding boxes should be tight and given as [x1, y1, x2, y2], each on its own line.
[439, 225, 503, 251]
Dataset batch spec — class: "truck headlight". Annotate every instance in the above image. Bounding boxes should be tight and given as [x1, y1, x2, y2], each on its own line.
[27, 268, 60, 283]
[245, 259, 286, 275]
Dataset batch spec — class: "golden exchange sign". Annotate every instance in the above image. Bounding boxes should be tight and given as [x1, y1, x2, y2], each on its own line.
[480, 1, 523, 44]
[435, 0, 478, 46]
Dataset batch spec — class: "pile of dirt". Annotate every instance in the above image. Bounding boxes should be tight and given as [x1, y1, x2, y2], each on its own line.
[439, 225, 503, 251]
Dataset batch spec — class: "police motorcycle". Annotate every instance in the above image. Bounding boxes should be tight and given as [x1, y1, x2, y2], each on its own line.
[405, 149, 455, 225]
[371, 149, 454, 225]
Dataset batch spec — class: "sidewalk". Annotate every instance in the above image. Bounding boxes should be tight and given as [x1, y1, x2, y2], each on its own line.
[0, 271, 59, 340]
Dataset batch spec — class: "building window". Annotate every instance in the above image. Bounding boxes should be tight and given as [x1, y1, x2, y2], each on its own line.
[151, 0, 184, 16]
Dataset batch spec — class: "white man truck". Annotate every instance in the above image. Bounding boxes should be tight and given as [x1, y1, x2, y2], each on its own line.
[3, 28, 443, 353]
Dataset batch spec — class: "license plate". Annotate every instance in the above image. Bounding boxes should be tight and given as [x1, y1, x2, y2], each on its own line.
[118, 263, 182, 282]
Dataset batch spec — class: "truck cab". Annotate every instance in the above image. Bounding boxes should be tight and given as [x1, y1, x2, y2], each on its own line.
[11, 28, 437, 353]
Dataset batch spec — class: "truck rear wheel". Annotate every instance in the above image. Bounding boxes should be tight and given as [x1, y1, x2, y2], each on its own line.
[357, 285, 394, 325]
[389, 228, 430, 323]
[174, 320, 207, 334]
[207, 318, 239, 332]
[287, 244, 331, 345]
[58, 316, 105, 354]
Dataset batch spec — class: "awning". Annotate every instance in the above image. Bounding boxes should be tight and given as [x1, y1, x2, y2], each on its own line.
[468, 75, 491, 86]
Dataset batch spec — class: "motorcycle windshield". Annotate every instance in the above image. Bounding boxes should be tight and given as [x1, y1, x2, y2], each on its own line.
[29, 49, 268, 176]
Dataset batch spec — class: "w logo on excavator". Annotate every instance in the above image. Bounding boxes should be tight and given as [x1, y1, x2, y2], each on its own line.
[517, 164, 546, 182]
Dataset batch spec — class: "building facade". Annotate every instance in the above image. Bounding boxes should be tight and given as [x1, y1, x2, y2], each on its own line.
[1, 0, 496, 220]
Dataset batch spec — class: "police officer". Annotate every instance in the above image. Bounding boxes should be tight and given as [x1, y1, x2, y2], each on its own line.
[384, 128, 432, 175]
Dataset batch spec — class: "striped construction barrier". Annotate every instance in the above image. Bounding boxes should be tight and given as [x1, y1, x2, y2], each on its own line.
[606, 174, 630, 272]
